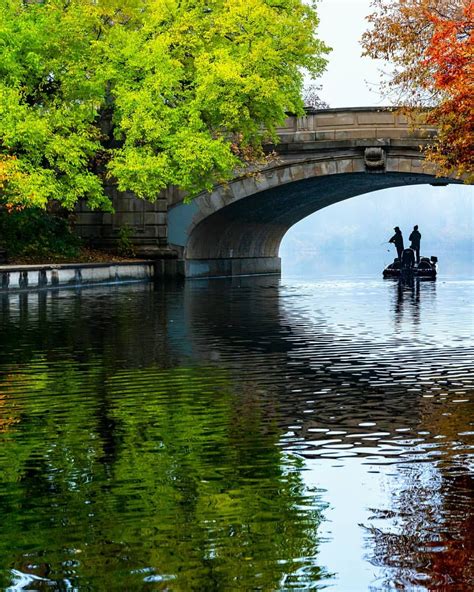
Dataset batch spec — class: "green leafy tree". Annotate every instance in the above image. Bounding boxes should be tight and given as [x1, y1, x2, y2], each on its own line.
[0, 0, 329, 209]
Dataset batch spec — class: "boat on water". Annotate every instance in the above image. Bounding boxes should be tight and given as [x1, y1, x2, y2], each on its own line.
[383, 250, 438, 279]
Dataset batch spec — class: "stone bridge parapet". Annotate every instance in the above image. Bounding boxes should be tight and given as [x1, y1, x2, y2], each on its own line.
[275, 107, 435, 146]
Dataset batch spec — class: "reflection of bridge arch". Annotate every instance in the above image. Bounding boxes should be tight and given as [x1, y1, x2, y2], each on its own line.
[168, 108, 455, 277]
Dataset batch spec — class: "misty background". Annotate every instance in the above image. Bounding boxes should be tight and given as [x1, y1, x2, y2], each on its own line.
[280, 185, 473, 277]
[280, 1, 473, 278]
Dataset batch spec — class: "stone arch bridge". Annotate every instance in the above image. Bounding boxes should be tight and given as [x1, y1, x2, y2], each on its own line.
[77, 107, 453, 277]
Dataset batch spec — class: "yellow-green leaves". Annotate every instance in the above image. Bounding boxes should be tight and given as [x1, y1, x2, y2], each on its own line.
[0, 0, 329, 209]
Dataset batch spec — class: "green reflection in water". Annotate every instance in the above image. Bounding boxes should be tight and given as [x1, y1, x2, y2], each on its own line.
[0, 361, 327, 590]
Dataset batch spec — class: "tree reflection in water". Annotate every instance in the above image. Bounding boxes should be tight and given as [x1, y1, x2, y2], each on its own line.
[0, 359, 329, 590]
[361, 391, 474, 591]
[362, 465, 473, 590]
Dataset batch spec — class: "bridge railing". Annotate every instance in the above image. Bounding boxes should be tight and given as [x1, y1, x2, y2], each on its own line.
[276, 107, 436, 144]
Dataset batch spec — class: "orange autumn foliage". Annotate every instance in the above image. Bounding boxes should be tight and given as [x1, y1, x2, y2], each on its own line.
[362, 0, 473, 181]
[424, 3, 474, 178]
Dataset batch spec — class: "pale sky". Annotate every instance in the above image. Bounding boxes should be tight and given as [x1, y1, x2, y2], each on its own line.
[315, 0, 384, 107]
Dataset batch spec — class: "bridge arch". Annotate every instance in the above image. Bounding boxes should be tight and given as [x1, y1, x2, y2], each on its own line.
[168, 108, 455, 277]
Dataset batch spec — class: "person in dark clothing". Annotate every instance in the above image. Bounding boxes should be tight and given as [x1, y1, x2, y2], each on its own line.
[389, 226, 404, 261]
[401, 247, 415, 269]
[409, 225, 421, 263]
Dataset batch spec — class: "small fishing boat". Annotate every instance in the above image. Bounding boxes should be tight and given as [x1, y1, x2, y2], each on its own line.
[383, 253, 438, 279]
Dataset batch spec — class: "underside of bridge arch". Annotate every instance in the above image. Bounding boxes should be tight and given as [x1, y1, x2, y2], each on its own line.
[180, 171, 452, 277]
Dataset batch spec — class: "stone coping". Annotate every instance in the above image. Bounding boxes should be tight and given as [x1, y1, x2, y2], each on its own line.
[302, 106, 402, 114]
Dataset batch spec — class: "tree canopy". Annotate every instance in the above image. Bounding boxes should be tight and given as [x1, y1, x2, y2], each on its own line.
[0, 0, 330, 210]
[362, 0, 473, 181]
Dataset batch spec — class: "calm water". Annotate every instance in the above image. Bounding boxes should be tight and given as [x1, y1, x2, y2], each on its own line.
[0, 271, 473, 590]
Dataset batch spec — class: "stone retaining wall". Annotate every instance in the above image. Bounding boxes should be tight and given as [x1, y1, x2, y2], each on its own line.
[0, 262, 154, 292]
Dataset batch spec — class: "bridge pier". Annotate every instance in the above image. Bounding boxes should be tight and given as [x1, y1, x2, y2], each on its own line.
[185, 257, 281, 278]
[150, 256, 281, 279]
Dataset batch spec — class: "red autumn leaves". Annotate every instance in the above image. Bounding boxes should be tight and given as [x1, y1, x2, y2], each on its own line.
[424, 2, 473, 178]
[362, 0, 473, 180]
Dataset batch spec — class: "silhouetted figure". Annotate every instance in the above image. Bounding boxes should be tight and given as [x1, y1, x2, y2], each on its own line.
[389, 227, 404, 261]
[401, 247, 415, 269]
[409, 225, 421, 263]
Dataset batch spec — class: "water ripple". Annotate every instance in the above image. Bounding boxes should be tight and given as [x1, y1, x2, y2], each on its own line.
[0, 277, 472, 590]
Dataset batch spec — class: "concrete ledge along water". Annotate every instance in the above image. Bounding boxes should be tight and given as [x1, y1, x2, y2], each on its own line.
[0, 261, 154, 292]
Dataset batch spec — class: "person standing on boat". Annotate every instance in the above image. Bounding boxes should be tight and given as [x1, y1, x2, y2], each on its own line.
[389, 227, 404, 261]
[409, 225, 421, 263]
